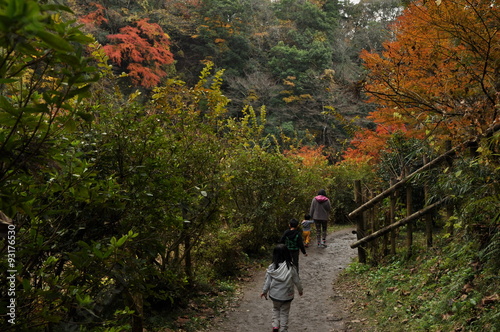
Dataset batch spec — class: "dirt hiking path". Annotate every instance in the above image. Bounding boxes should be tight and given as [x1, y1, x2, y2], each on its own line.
[206, 228, 359, 332]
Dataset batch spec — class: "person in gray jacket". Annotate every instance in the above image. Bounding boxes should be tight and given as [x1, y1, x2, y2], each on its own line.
[309, 189, 331, 247]
[261, 244, 303, 332]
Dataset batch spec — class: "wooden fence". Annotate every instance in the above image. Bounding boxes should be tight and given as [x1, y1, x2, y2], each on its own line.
[348, 123, 500, 263]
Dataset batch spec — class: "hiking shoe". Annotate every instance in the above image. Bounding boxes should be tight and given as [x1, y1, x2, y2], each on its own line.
[272, 328, 279, 332]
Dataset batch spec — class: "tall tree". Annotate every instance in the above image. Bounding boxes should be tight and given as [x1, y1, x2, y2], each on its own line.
[103, 19, 174, 88]
[268, 0, 337, 95]
[189, 0, 254, 77]
[360, 0, 500, 146]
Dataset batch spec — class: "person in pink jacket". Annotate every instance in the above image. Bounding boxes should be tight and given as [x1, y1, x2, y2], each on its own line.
[309, 189, 331, 247]
[261, 244, 303, 332]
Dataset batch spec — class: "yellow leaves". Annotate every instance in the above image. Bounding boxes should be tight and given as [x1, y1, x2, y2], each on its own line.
[283, 76, 296, 87]
[321, 69, 335, 81]
[227, 106, 267, 145]
[149, 63, 229, 127]
[313, 32, 327, 43]
[283, 96, 296, 103]
[127, 90, 142, 103]
[202, 17, 236, 33]
[253, 32, 268, 38]
[244, 90, 259, 103]
[88, 42, 113, 74]
[282, 94, 313, 104]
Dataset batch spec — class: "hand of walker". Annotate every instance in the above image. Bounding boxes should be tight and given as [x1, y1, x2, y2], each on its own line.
[260, 293, 268, 300]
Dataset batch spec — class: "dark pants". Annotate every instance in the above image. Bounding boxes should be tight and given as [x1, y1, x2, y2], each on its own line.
[290, 250, 300, 273]
[315, 219, 327, 244]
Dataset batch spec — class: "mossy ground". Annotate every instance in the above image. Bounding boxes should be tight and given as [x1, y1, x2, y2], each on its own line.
[338, 231, 500, 332]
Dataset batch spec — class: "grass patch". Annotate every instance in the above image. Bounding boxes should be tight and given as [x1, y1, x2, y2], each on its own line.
[340, 231, 500, 331]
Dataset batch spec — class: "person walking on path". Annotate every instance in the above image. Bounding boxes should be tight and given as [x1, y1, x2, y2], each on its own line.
[309, 189, 331, 248]
[280, 218, 307, 273]
[260, 244, 303, 332]
[300, 214, 314, 247]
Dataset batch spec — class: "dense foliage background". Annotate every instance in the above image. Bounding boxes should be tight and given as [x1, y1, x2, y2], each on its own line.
[0, 0, 498, 331]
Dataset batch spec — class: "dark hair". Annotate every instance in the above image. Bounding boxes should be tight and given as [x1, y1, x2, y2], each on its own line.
[304, 214, 311, 220]
[272, 244, 292, 270]
[318, 189, 327, 196]
[289, 218, 299, 228]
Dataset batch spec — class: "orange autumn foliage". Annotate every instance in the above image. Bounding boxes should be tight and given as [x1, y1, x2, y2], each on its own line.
[360, 0, 500, 146]
[342, 123, 416, 164]
[79, 2, 108, 26]
[284, 146, 329, 168]
[103, 19, 174, 88]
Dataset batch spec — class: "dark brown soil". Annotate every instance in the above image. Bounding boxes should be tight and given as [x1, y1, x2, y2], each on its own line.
[204, 228, 368, 332]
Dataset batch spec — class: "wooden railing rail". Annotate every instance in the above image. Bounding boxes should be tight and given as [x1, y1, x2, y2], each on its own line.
[350, 198, 447, 249]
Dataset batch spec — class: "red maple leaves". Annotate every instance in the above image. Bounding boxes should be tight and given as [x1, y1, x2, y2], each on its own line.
[103, 19, 174, 88]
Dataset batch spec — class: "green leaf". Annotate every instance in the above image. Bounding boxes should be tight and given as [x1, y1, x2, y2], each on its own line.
[92, 246, 104, 259]
[76, 111, 93, 122]
[66, 84, 91, 99]
[41, 4, 73, 14]
[0, 78, 17, 83]
[0, 95, 16, 114]
[115, 235, 127, 247]
[36, 30, 73, 52]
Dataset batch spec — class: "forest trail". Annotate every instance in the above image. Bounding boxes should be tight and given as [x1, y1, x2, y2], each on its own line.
[205, 228, 359, 332]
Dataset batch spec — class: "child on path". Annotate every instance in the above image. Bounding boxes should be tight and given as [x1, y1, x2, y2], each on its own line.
[301, 214, 314, 247]
[279, 218, 307, 273]
[261, 244, 303, 332]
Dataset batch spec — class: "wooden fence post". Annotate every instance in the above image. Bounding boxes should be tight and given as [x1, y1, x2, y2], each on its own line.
[365, 188, 374, 262]
[444, 140, 455, 236]
[423, 155, 433, 247]
[382, 210, 389, 256]
[354, 180, 367, 263]
[390, 178, 397, 255]
[405, 167, 413, 257]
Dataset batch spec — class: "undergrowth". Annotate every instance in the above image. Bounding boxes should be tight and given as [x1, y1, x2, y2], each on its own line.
[343, 231, 500, 331]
